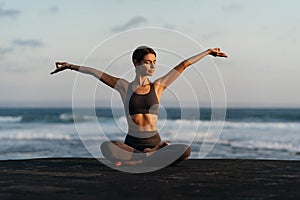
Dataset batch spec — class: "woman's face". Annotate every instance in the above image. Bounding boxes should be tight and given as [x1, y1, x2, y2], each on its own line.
[135, 53, 156, 76]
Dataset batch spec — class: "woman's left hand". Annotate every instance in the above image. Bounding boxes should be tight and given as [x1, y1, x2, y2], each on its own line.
[209, 48, 228, 58]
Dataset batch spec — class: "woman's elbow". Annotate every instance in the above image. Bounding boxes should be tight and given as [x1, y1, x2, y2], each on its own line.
[181, 60, 190, 68]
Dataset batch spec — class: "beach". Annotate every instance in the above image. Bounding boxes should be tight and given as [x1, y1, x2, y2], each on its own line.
[0, 158, 299, 199]
[1, 108, 300, 199]
[2, 0, 300, 199]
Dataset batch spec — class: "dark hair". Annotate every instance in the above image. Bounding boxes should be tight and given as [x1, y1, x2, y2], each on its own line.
[132, 46, 156, 64]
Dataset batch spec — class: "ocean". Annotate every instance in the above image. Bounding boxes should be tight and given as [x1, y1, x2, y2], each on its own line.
[0, 108, 300, 160]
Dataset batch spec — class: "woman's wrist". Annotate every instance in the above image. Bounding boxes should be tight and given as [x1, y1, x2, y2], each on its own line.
[206, 49, 212, 55]
[69, 64, 78, 71]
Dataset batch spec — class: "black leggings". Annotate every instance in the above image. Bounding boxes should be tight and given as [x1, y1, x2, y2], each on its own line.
[124, 130, 161, 152]
[143, 143, 191, 166]
[100, 131, 191, 165]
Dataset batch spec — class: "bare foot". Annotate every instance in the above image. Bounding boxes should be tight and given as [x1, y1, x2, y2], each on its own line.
[114, 142, 170, 166]
[115, 161, 122, 167]
[115, 160, 143, 167]
[144, 141, 169, 156]
[155, 141, 169, 150]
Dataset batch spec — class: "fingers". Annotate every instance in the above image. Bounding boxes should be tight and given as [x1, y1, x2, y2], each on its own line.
[143, 148, 153, 153]
[211, 48, 220, 52]
[55, 62, 61, 68]
[56, 62, 67, 68]
[210, 48, 228, 58]
[218, 52, 228, 58]
[51, 61, 68, 75]
[50, 68, 59, 75]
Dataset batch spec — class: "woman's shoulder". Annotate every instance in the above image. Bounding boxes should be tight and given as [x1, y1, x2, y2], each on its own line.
[152, 81, 166, 89]
[115, 78, 130, 90]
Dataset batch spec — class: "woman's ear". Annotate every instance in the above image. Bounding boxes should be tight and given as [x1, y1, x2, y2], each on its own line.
[133, 59, 138, 67]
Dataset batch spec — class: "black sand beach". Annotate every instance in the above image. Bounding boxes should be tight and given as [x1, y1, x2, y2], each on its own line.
[0, 158, 299, 200]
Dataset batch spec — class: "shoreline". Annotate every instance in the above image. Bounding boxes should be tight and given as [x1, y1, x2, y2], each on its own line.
[1, 157, 300, 161]
[0, 158, 299, 199]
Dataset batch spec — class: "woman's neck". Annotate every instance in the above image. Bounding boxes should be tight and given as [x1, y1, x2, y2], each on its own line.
[133, 76, 150, 86]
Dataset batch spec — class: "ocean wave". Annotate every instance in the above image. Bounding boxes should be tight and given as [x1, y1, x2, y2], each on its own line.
[0, 116, 22, 123]
[0, 113, 99, 124]
[171, 119, 300, 130]
[0, 132, 72, 140]
[223, 121, 300, 130]
[160, 119, 300, 131]
[110, 117, 300, 134]
[59, 113, 98, 122]
[68, 116, 300, 132]
[3, 112, 300, 134]
[229, 140, 300, 153]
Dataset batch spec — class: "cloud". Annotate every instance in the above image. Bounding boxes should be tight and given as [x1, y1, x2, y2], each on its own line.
[277, 26, 297, 43]
[12, 39, 43, 48]
[163, 24, 176, 30]
[0, 39, 43, 59]
[111, 16, 147, 32]
[0, 47, 13, 56]
[48, 6, 59, 14]
[0, 4, 20, 18]
[200, 32, 222, 40]
[221, 4, 242, 12]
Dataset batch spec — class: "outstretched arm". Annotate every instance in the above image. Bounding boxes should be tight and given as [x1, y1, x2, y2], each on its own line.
[154, 48, 227, 92]
[50, 62, 128, 92]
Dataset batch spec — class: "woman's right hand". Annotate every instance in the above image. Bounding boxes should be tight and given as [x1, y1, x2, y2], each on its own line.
[50, 62, 72, 75]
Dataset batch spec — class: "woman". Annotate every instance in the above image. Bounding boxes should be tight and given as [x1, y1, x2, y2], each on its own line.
[51, 46, 227, 166]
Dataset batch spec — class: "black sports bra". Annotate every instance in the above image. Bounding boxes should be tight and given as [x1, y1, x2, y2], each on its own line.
[124, 82, 159, 115]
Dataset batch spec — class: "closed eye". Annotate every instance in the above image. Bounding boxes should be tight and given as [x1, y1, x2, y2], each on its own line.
[144, 60, 156, 64]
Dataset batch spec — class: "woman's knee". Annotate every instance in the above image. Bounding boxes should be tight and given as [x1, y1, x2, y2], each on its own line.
[101, 141, 135, 161]
[173, 144, 190, 159]
[100, 141, 112, 157]
[100, 141, 120, 157]
[168, 144, 191, 158]
[182, 145, 191, 159]
[101, 141, 120, 149]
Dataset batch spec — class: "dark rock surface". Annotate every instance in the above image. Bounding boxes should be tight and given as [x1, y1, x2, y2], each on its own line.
[0, 158, 299, 199]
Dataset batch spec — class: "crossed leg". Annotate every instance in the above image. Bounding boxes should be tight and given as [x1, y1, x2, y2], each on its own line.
[143, 144, 191, 166]
[100, 141, 143, 166]
[100, 141, 190, 166]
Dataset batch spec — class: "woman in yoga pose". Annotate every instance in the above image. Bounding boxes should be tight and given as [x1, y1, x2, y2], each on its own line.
[51, 46, 227, 166]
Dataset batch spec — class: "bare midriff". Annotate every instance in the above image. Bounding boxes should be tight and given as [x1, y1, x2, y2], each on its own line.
[126, 113, 158, 131]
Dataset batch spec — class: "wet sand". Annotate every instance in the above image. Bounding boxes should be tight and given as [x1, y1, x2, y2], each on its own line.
[0, 158, 299, 199]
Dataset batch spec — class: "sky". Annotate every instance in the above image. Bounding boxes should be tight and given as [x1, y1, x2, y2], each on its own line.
[0, 0, 299, 108]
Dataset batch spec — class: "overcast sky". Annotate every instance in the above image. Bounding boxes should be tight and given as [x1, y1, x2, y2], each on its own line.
[0, 0, 299, 108]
